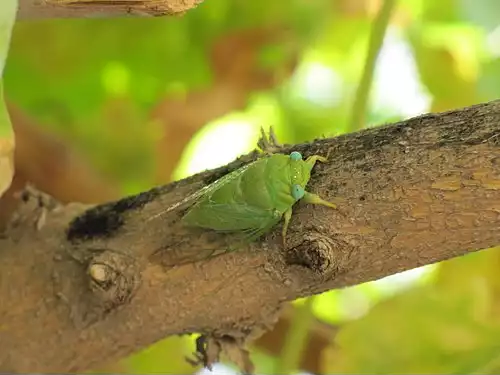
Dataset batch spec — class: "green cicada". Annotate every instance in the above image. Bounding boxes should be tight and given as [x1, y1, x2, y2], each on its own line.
[182, 150, 337, 247]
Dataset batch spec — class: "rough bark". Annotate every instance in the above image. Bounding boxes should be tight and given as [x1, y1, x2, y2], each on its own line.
[17, 0, 203, 19]
[1, 100, 500, 373]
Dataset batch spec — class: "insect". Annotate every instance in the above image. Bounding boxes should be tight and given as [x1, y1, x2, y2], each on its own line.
[182, 150, 337, 247]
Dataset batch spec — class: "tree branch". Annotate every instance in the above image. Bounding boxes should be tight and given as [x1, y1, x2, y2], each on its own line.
[17, 0, 203, 19]
[1, 100, 500, 372]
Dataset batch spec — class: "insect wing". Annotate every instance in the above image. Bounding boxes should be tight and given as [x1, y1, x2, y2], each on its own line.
[159, 244, 229, 267]
[147, 161, 256, 222]
[193, 201, 281, 240]
[158, 192, 280, 267]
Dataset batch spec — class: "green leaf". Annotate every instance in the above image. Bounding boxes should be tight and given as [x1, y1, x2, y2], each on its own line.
[0, 79, 14, 197]
[0, 0, 17, 136]
[477, 59, 500, 102]
[120, 336, 196, 374]
[0, 0, 17, 77]
[0, 0, 17, 196]
[458, 0, 500, 32]
[407, 23, 481, 109]
[421, 0, 459, 23]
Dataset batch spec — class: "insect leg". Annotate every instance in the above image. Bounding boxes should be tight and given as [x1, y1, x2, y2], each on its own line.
[304, 154, 338, 210]
[257, 126, 281, 155]
[302, 191, 337, 209]
[305, 154, 328, 169]
[281, 208, 293, 248]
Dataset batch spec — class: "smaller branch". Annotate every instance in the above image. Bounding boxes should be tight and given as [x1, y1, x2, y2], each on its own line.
[18, 0, 203, 19]
[254, 306, 337, 374]
[273, 297, 317, 374]
[347, 0, 396, 132]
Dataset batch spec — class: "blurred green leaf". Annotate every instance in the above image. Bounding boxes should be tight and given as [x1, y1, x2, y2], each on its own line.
[458, 0, 500, 32]
[322, 249, 500, 374]
[421, 0, 459, 23]
[120, 336, 196, 374]
[0, 0, 16, 197]
[407, 23, 482, 109]
[477, 58, 500, 101]
[0, 0, 17, 78]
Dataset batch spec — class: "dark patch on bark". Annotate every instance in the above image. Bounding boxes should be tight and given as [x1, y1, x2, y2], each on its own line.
[66, 187, 162, 242]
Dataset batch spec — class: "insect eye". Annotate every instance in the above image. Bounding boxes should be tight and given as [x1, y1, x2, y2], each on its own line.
[291, 184, 305, 200]
[290, 151, 302, 161]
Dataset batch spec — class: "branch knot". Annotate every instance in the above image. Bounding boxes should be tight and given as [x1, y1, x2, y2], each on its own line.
[285, 233, 350, 277]
[87, 250, 141, 309]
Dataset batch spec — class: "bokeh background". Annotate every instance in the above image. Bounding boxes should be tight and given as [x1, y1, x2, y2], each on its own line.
[3, 0, 500, 373]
